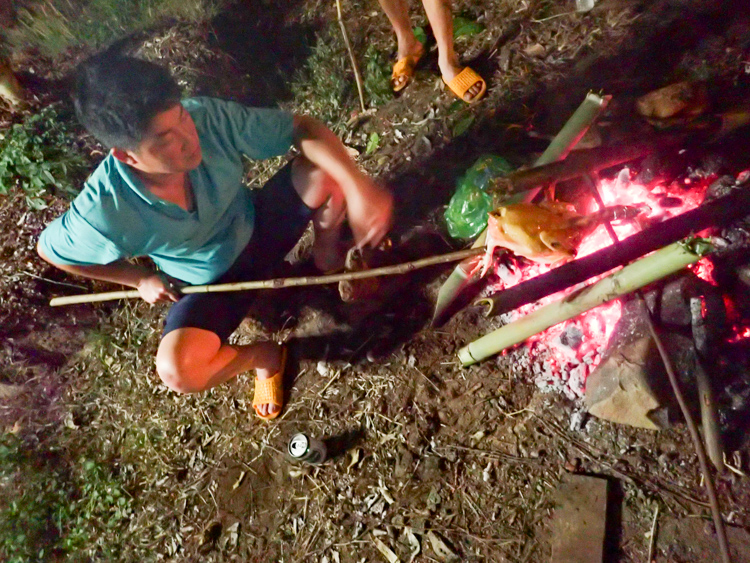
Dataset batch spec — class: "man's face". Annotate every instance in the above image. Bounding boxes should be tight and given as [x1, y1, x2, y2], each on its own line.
[116, 103, 202, 175]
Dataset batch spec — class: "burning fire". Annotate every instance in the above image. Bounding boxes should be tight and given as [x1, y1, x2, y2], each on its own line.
[489, 167, 714, 397]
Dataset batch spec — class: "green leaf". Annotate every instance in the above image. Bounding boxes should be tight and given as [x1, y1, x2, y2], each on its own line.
[452, 114, 475, 137]
[366, 132, 380, 155]
[453, 16, 484, 38]
[413, 26, 427, 46]
[447, 100, 464, 114]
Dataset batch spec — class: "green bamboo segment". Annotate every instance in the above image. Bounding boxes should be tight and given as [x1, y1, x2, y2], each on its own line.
[457, 239, 712, 366]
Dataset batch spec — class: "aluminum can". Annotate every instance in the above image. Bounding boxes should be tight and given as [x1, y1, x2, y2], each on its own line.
[288, 433, 327, 465]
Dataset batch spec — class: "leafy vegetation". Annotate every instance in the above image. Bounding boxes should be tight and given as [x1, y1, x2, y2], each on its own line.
[6, 0, 226, 58]
[0, 104, 88, 209]
[290, 24, 354, 130]
[452, 15, 484, 39]
[362, 44, 392, 108]
[0, 433, 133, 561]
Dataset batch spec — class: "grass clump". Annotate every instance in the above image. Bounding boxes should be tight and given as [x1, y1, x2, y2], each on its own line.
[0, 104, 88, 209]
[290, 24, 354, 131]
[6, 0, 226, 59]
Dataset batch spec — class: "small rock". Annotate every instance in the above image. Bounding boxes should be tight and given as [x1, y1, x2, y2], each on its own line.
[524, 43, 546, 58]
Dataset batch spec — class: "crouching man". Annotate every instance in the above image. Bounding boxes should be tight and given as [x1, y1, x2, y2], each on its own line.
[37, 54, 392, 420]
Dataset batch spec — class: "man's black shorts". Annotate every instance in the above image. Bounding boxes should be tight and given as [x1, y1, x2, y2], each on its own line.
[162, 161, 314, 341]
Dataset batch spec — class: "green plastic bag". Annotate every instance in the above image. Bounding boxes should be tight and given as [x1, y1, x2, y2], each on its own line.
[444, 155, 514, 239]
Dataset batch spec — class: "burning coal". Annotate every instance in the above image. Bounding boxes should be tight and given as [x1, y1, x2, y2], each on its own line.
[486, 167, 714, 397]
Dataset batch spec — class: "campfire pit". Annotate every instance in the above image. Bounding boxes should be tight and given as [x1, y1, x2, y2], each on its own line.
[459, 160, 750, 416]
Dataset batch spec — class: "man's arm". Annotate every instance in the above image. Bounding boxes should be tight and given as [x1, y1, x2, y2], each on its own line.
[292, 115, 393, 248]
[37, 243, 179, 303]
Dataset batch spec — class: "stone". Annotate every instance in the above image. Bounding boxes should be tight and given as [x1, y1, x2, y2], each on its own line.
[585, 299, 699, 430]
[550, 474, 609, 563]
[585, 336, 666, 430]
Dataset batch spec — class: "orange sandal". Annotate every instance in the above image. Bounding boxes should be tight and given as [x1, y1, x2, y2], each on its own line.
[444, 67, 486, 103]
[391, 43, 425, 92]
[252, 346, 287, 421]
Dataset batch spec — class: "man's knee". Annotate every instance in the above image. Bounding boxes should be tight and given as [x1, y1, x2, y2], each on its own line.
[291, 156, 342, 211]
[156, 329, 219, 394]
[155, 353, 206, 394]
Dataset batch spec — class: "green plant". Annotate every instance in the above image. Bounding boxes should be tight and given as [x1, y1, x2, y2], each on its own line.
[0, 433, 71, 562]
[0, 104, 88, 209]
[6, 0, 225, 58]
[0, 433, 134, 561]
[290, 24, 353, 130]
[363, 44, 391, 107]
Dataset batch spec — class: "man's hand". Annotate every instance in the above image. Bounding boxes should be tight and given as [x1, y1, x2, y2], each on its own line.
[292, 115, 394, 248]
[345, 175, 393, 248]
[136, 273, 181, 303]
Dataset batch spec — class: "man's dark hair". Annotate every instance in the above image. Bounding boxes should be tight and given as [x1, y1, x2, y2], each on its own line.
[73, 54, 182, 150]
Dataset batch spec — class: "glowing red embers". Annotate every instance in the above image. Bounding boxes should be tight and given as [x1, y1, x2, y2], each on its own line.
[487, 166, 715, 396]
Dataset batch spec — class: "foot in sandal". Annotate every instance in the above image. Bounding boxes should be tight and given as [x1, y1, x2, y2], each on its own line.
[441, 60, 486, 103]
[391, 41, 425, 92]
[252, 343, 287, 420]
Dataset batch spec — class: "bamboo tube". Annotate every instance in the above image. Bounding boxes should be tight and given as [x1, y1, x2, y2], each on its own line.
[457, 239, 711, 366]
[432, 93, 610, 326]
[49, 247, 485, 307]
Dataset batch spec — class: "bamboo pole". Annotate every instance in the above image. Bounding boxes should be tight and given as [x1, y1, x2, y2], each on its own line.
[49, 247, 485, 307]
[457, 239, 711, 366]
[432, 92, 610, 326]
[336, 0, 367, 113]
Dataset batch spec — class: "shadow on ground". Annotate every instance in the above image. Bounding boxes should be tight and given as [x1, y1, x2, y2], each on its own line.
[206, 0, 319, 107]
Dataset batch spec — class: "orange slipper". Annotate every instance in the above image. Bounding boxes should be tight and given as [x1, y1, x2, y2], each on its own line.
[444, 66, 487, 103]
[391, 44, 425, 92]
[252, 346, 287, 421]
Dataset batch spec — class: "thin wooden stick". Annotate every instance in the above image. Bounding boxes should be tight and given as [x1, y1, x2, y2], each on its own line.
[588, 177, 731, 563]
[646, 504, 659, 562]
[336, 0, 366, 113]
[647, 316, 732, 563]
[49, 247, 485, 307]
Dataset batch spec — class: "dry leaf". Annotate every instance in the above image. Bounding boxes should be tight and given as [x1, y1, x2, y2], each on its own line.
[523, 43, 546, 58]
[347, 448, 362, 473]
[403, 527, 421, 563]
[373, 537, 401, 563]
[0, 383, 23, 400]
[427, 531, 459, 562]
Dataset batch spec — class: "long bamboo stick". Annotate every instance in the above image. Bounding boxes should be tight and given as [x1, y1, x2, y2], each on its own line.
[336, 0, 366, 113]
[457, 239, 711, 366]
[49, 247, 485, 307]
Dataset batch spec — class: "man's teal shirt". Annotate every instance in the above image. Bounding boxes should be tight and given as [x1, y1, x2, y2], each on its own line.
[38, 97, 294, 285]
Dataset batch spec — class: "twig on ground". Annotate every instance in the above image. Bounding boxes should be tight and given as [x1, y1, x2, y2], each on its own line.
[336, 0, 366, 112]
[647, 319, 732, 563]
[647, 504, 659, 563]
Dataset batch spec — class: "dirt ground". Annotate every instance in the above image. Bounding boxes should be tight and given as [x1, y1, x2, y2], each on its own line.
[4, 0, 750, 561]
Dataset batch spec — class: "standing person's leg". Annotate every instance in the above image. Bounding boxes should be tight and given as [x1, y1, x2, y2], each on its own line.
[421, 0, 485, 102]
[378, 0, 425, 91]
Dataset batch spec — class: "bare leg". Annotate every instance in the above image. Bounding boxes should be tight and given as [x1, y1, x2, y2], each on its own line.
[378, 0, 424, 90]
[420, 0, 483, 101]
[156, 328, 283, 416]
[291, 156, 348, 272]
[155, 157, 350, 415]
